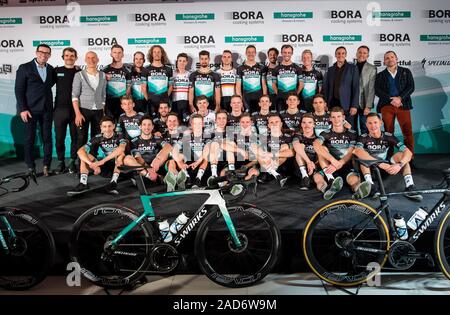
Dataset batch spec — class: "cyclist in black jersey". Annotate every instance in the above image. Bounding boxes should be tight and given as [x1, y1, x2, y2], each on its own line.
[103, 44, 131, 121]
[68, 116, 127, 195]
[252, 94, 275, 135]
[217, 50, 237, 112]
[236, 45, 267, 114]
[227, 95, 244, 129]
[145, 45, 173, 114]
[221, 113, 260, 180]
[292, 113, 328, 191]
[169, 114, 211, 189]
[116, 96, 144, 141]
[123, 114, 171, 183]
[264, 47, 279, 109]
[272, 44, 304, 112]
[255, 113, 292, 187]
[312, 94, 351, 137]
[280, 92, 306, 134]
[189, 50, 221, 112]
[127, 51, 149, 113]
[54, 47, 80, 174]
[153, 100, 171, 137]
[299, 49, 323, 112]
[354, 113, 422, 201]
[313, 106, 371, 200]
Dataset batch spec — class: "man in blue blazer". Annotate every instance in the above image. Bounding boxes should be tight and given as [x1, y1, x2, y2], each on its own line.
[323, 46, 360, 130]
[15, 44, 56, 175]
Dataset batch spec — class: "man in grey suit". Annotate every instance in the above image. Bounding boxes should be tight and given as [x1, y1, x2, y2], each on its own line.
[354, 45, 377, 134]
[72, 51, 107, 155]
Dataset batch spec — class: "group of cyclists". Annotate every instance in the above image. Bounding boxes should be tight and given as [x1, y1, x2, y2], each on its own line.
[56, 43, 421, 202]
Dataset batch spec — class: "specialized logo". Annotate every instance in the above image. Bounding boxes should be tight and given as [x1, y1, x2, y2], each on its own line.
[421, 58, 450, 69]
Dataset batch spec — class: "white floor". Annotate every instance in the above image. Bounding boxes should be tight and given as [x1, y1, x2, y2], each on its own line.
[1, 273, 449, 295]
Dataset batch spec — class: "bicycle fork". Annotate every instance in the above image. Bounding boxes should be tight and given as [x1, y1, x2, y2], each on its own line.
[217, 200, 243, 249]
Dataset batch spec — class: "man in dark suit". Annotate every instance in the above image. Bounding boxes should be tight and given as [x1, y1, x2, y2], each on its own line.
[375, 51, 415, 158]
[15, 44, 56, 175]
[323, 46, 360, 129]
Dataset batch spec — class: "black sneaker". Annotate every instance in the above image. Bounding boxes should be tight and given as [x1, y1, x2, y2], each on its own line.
[275, 175, 288, 188]
[185, 176, 193, 189]
[299, 176, 311, 190]
[323, 177, 344, 200]
[192, 177, 202, 188]
[68, 183, 90, 195]
[405, 185, 423, 202]
[257, 172, 272, 183]
[68, 159, 77, 174]
[54, 161, 65, 174]
[105, 181, 119, 195]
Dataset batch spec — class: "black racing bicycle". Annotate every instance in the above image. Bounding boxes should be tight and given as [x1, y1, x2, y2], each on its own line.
[303, 159, 450, 287]
[0, 172, 56, 290]
[70, 167, 281, 289]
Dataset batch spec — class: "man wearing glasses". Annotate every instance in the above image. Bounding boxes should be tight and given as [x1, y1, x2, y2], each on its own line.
[15, 44, 56, 176]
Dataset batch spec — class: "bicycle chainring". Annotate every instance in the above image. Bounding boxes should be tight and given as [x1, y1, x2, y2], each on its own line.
[388, 241, 416, 270]
[149, 244, 179, 273]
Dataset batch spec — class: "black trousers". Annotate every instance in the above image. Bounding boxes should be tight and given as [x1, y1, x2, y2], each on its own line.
[105, 98, 123, 122]
[24, 110, 53, 169]
[54, 107, 77, 161]
[77, 108, 103, 155]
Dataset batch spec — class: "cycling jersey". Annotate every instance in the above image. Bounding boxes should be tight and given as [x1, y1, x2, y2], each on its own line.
[172, 70, 190, 102]
[103, 65, 130, 99]
[252, 111, 276, 135]
[260, 132, 292, 155]
[264, 65, 277, 95]
[356, 132, 406, 160]
[313, 112, 332, 137]
[145, 64, 173, 102]
[189, 70, 221, 109]
[292, 133, 318, 162]
[281, 109, 307, 133]
[130, 135, 164, 164]
[153, 116, 169, 135]
[116, 112, 144, 140]
[128, 67, 149, 101]
[227, 113, 242, 129]
[217, 68, 237, 98]
[273, 63, 302, 96]
[85, 132, 127, 157]
[299, 67, 323, 112]
[317, 129, 357, 160]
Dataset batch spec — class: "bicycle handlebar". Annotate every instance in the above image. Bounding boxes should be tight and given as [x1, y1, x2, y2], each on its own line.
[0, 172, 37, 194]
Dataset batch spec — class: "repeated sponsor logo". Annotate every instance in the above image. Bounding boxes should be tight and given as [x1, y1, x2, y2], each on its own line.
[80, 37, 119, 51]
[373, 60, 412, 68]
[129, 12, 167, 27]
[372, 10, 411, 22]
[424, 10, 450, 24]
[420, 34, 450, 45]
[274, 34, 314, 47]
[80, 15, 117, 25]
[323, 34, 362, 45]
[273, 11, 313, 23]
[0, 17, 22, 27]
[326, 10, 363, 24]
[175, 13, 214, 24]
[224, 36, 264, 43]
[128, 38, 166, 45]
[224, 11, 264, 25]
[421, 58, 450, 69]
[0, 64, 12, 74]
[32, 39, 70, 51]
[176, 35, 216, 50]
[373, 33, 411, 47]
[0, 39, 24, 53]
[35, 15, 70, 29]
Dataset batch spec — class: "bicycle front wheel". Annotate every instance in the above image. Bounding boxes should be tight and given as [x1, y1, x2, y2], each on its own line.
[0, 207, 55, 290]
[195, 204, 281, 288]
[435, 210, 450, 280]
[303, 200, 390, 287]
[70, 204, 155, 289]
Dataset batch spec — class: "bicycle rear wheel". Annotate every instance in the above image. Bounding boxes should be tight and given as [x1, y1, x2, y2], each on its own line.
[435, 210, 450, 280]
[70, 204, 154, 289]
[303, 200, 390, 287]
[195, 204, 281, 288]
[0, 207, 55, 290]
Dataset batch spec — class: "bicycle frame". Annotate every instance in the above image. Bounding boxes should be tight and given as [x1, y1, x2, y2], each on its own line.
[108, 175, 242, 249]
[372, 166, 450, 244]
[0, 214, 17, 254]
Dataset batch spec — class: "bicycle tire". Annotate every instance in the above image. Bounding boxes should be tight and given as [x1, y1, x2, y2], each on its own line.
[195, 204, 281, 288]
[70, 204, 155, 289]
[0, 207, 55, 290]
[303, 200, 390, 287]
[435, 210, 450, 280]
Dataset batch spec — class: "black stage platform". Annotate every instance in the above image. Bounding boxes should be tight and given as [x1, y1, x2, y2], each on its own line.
[1, 154, 449, 274]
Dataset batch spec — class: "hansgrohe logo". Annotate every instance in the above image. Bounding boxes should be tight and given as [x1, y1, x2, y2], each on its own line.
[225, 36, 264, 43]
[128, 38, 167, 45]
[33, 40, 70, 47]
[274, 12, 313, 19]
[176, 13, 214, 20]
[80, 16, 118, 23]
[323, 35, 362, 42]
[420, 34, 450, 41]
[372, 11, 411, 18]
[0, 18, 22, 25]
